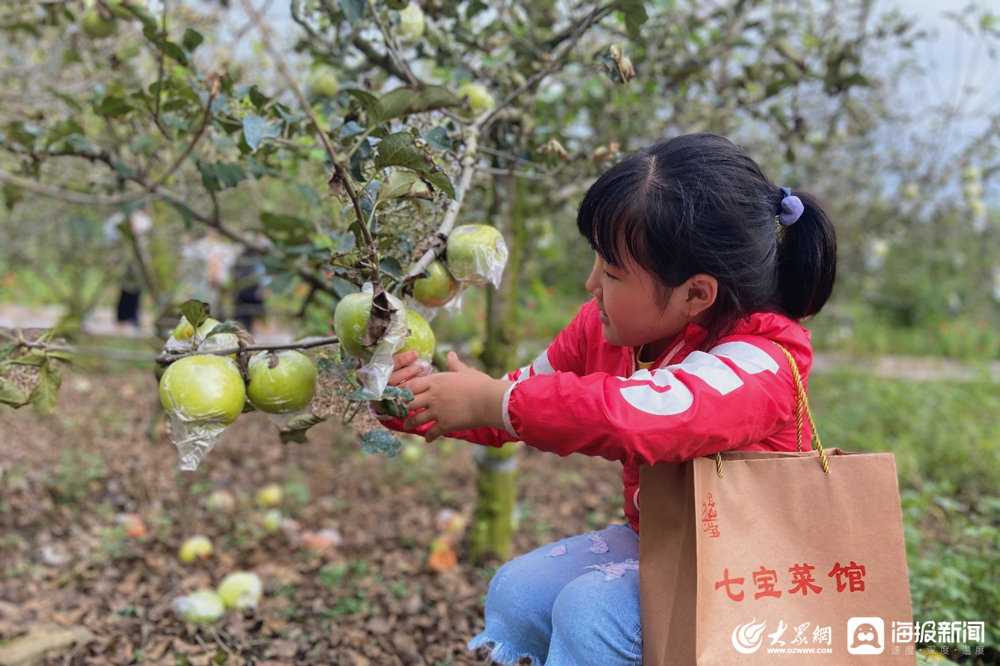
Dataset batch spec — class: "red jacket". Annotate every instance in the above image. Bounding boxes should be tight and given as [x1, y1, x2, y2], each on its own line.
[378, 300, 814, 533]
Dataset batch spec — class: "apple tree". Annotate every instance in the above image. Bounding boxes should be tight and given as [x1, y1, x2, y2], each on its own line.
[1, 0, 913, 559]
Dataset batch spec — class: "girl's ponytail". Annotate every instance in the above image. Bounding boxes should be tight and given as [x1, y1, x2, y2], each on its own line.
[776, 190, 837, 320]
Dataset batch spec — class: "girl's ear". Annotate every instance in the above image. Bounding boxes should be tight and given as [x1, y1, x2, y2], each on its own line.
[684, 273, 718, 318]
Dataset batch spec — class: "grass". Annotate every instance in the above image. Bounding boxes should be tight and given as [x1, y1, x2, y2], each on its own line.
[810, 370, 1000, 651]
[810, 372, 1000, 499]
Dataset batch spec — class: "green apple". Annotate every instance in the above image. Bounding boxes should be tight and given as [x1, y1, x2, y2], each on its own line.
[82, 10, 117, 38]
[255, 483, 283, 508]
[306, 66, 339, 98]
[333, 291, 407, 361]
[159, 355, 246, 425]
[401, 443, 423, 462]
[458, 82, 495, 114]
[174, 590, 225, 624]
[412, 260, 459, 307]
[205, 489, 236, 513]
[262, 509, 283, 533]
[178, 535, 213, 564]
[172, 318, 196, 341]
[396, 3, 425, 44]
[445, 224, 506, 285]
[399, 310, 435, 362]
[246, 351, 316, 414]
[217, 572, 263, 611]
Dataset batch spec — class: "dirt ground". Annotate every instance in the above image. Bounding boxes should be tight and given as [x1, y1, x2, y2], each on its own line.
[0, 365, 626, 666]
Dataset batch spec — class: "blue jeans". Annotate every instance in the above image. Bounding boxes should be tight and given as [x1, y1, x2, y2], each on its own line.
[468, 524, 642, 666]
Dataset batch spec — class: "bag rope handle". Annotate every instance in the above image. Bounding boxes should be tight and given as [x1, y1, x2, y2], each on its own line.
[715, 342, 830, 477]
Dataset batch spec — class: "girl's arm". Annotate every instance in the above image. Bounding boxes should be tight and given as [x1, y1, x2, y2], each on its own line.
[406, 333, 811, 463]
[374, 300, 595, 446]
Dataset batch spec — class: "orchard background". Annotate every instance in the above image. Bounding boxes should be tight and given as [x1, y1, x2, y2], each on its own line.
[0, 0, 998, 664]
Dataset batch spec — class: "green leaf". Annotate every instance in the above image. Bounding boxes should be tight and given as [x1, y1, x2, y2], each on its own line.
[616, 0, 648, 41]
[95, 95, 133, 117]
[374, 132, 432, 171]
[11, 351, 47, 367]
[341, 0, 366, 23]
[368, 86, 463, 126]
[422, 126, 452, 151]
[0, 378, 28, 408]
[29, 363, 61, 416]
[279, 413, 326, 444]
[3, 182, 24, 211]
[168, 200, 194, 229]
[163, 41, 189, 66]
[199, 162, 247, 191]
[359, 429, 402, 457]
[206, 322, 241, 336]
[243, 115, 281, 151]
[424, 171, 455, 199]
[247, 85, 270, 109]
[125, 3, 158, 29]
[180, 300, 211, 329]
[260, 212, 314, 246]
[345, 88, 379, 113]
[45, 119, 85, 147]
[182, 28, 204, 52]
[378, 170, 433, 201]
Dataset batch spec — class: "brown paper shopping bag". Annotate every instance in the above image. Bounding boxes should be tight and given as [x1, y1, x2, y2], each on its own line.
[639, 346, 915, 665]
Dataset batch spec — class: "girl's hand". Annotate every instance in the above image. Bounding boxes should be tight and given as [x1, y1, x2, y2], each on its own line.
[388, 350, 430, 387]
[402, 352, 513, 442]
[370, 351, 432, 415]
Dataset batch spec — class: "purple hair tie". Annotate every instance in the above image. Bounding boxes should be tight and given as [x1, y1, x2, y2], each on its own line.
[779, 186, 804, 226]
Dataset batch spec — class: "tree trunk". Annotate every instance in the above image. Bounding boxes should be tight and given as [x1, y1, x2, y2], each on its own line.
[471, 173, 527, 561]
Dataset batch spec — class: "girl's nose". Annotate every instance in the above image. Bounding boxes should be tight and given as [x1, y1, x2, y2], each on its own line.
[585, 258, 601, 296]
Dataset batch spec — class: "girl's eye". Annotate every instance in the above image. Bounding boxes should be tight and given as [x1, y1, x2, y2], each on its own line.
[603, 269, 618, 280]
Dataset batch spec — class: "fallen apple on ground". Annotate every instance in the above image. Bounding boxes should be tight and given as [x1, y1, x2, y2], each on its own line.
[217, 572, 263, 611]
[255, 483, 283, 508]
[178, 535, 214, 564]
[173, 590, 226, 624]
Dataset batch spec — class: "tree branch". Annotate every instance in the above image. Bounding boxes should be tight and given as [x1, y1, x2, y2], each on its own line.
[2, 329, 340, 364]
[238, 0, 381, 284]
[365, 0, 420, 87]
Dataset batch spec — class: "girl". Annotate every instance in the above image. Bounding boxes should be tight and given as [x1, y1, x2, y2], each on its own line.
[373, 133, 836, 666]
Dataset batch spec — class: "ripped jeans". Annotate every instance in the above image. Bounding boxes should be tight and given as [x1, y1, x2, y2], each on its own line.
[468, 524, 642, 666]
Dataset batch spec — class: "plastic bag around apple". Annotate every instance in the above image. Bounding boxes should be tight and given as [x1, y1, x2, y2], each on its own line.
[444, 224, 509, 288]
[158, 355, 246, 470]
[348, 284, 410, 400]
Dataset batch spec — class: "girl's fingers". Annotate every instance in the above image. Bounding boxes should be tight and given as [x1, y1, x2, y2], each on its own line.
[391, 351, 420, 371]
[446, 351, 469, 372]
[389, 361, 426, 386]
[403, 408, 434, 430]
[406, 392, 430, 412]
[403, 376, 430, 395]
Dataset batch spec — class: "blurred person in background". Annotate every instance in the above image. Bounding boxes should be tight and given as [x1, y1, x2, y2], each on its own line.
[231, 247, 269, 333]
[103, 207, 153, 334]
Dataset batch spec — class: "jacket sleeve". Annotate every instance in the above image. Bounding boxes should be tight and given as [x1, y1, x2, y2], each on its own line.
[502, 335, 805, 465]
[374, 300, 594, 446]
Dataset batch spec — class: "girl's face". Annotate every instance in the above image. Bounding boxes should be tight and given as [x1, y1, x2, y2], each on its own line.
[585, 253, 693, 356]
